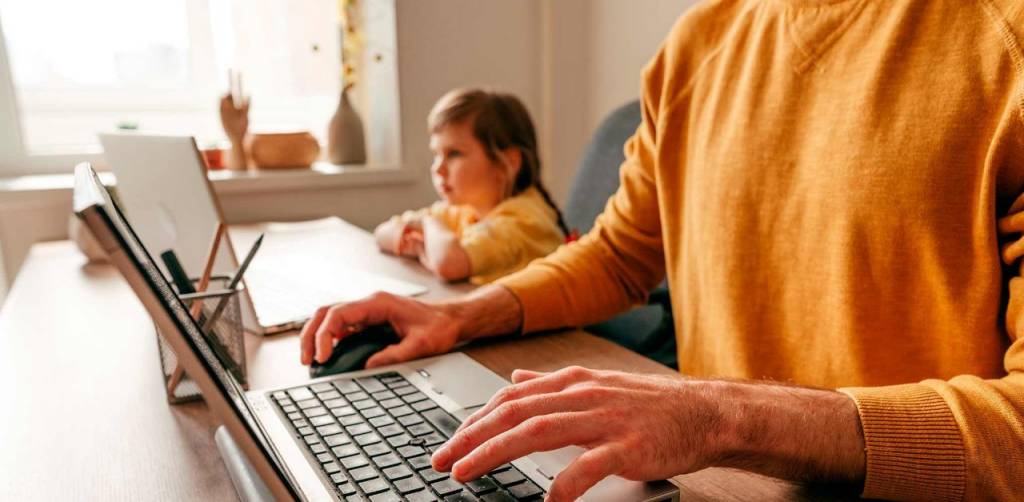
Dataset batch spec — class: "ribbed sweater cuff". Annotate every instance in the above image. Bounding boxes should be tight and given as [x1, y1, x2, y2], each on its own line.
[839, 384, 965, 502]
[495, 268, 565, 334]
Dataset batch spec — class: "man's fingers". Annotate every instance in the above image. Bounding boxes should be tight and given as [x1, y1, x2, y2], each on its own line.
[314, 293, 397, 363]
[364, 337, 425, 368]
[511, 369, 545, 383]
[300, 306, 328, 365]
[457, 366, 595, 433]
[434, 390, 598, 471]
[449, 412, 597, 482]
[545, 447, 619, 502]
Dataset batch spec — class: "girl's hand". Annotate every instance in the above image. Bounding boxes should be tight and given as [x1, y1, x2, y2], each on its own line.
[397, 224, 424, 257]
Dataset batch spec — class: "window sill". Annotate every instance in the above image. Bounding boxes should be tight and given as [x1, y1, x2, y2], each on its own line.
[0, 162, 417, 209]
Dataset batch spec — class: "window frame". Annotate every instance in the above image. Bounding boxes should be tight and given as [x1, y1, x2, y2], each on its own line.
[0, 0, 403, 178]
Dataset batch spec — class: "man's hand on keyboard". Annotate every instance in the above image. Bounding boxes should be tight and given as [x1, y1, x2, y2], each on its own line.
[300, 292, 461, 368]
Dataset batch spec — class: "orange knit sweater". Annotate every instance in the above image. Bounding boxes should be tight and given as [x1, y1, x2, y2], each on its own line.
[497, 1, 1024, 499]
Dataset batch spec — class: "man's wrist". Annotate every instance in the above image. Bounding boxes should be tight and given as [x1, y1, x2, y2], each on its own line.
[711, 380, 866, 483]
[437, 285, 523, 343]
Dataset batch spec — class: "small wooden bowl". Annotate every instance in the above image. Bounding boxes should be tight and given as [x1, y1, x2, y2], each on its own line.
[247, 131, 320, 169]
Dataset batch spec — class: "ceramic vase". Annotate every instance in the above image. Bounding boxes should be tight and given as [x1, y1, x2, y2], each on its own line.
[327, 87, 367, 165]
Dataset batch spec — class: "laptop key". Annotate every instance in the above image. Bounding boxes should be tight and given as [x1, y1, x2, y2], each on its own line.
[420, 468, 449, 483]
[304, 406, 329, 418]
[372, 453, 402, 468]
[369, 415, 396, 427]
[370, 492, 402, 502]
[422, 433, 447, 446]
[362, 407, 387, 419]
[408, 454, 432, 470]
[353, 399, 376, 410]
[402, 391, 430, 404]
[444, 491, 480, 502]
[316, 452, 333, 463]
[372, 390, 397, 400]
[287, 412, 303, 421]
[330, 473, 347, 484]
[394, 385, 418, 396]
[349, 466, 378, 482]
[363, 443, 391, 457]
[303, 434, 319, 445]
[324, 434, 351, 447]
[310, 415, 335, 426]
[347, 391, 370, 402]
[507, 480, 542, 499]
[334, 380, 360, 394]
[383, 464, 414, 480]
[310, 443, 327, 454]
[380, 398, 405, 409]
[407, 490, 440, 502]
[390, 405, 414, 417]
[311, 382, 334, 392]
[346, 423, 372, 436]
[287, 388, 315, 401]
[331, 406, 357, 417]
[493, 470, 525, 487]
[281, 404, 298, 413]
[354, 432, 382, 446]
[387, 433, 412, 447]
[421, 408, 460, 437]
[296, 398, 320, 409]
[332, 444, 360, 458]
[297, 426, 314, 436]
[356, 377, 387, 393]
[337, 482, 356, 496]
[399, 414, 425, 427]
[323, 398, 347, 408]
[340, 414, 364, 426]
[397, 445, 426, 458]
[408, 423, 434, 436]
[323, 462, 341, 474]
[317, 424, 343, 436]
[431, 478, 463, 496]
[341, 454, 369, 469]
[480, 491, 515, 502]
[272, 391, 289, 401]
[465, 477, 498, 495]
[317, 390, 342, 401]
[359, 477, 390, 495]
[395, 476, 426, 494]
[378, 424, 404, 437]
[413, 400, 438, 412]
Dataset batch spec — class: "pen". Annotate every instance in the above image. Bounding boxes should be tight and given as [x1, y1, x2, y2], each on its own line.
[202, 233, 264, 331]
[160, 249, 196, 294]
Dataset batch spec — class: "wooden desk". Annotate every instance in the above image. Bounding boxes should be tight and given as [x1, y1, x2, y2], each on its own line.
[0, 239, 860, 501]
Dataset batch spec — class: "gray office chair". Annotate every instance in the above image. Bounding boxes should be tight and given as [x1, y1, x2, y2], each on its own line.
[565, 100, 677, 368]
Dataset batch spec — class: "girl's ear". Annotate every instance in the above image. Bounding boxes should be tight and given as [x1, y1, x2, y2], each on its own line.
[500, 147, 522, 181]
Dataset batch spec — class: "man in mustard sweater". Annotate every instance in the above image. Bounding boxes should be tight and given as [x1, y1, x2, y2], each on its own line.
[301, 1, 1024, 500]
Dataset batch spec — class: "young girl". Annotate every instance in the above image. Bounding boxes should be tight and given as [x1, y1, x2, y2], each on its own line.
[374, 88, 568, 284]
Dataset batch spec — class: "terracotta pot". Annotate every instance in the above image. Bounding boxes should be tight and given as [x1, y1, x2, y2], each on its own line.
[247, 131, 320, 169]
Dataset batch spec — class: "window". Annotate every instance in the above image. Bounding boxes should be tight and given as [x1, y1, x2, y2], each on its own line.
[0, 0, 400, 175]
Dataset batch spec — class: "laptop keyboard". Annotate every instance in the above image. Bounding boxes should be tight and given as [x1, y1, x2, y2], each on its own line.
[271, 372, 546, 501]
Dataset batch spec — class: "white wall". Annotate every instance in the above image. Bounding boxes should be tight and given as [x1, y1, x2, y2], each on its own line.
[541, 0, 697, 203]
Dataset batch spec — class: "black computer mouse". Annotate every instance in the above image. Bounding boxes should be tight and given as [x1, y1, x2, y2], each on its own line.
[309, 323, 401, 378]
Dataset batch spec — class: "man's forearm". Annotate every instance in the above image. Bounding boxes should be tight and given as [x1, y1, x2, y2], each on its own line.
[714, 380, 866, 483]
[438, 284, 523, 342]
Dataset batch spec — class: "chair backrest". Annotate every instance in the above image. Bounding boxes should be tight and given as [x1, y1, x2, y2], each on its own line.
[564, 100, 677, 368]
[565, 100, 642, 235]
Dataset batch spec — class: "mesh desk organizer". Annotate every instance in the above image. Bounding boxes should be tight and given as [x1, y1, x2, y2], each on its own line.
[157, 275, 248, 403]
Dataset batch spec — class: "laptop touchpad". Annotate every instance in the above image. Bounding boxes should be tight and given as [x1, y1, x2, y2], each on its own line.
[413, 354, 508, 408]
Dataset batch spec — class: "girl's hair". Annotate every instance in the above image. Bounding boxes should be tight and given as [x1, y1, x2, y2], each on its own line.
[427, 87, 569, 236]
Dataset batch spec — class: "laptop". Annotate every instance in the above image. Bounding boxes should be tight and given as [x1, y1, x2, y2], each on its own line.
[72, 163, 678, 501]
[99, 133, 426, 335]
